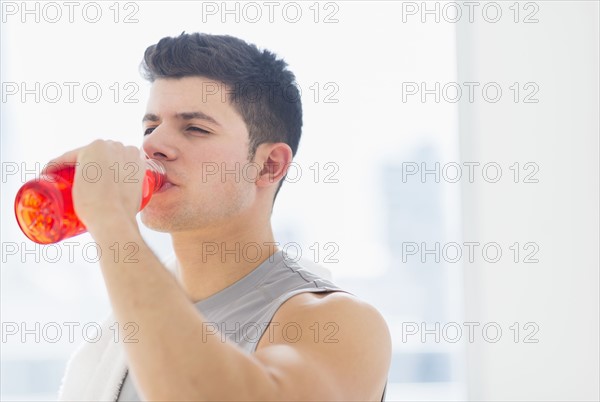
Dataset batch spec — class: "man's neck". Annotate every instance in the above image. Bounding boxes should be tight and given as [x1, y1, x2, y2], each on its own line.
[170, 217, 278, 303]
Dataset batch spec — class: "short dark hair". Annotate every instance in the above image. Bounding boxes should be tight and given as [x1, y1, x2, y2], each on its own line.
[140, 32, 303, 200]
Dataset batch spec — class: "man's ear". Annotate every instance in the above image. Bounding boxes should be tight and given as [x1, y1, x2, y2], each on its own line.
[254, 142, 293, 189]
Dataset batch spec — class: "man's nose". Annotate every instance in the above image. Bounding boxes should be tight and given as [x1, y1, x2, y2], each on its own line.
[142, 127, 177, 161]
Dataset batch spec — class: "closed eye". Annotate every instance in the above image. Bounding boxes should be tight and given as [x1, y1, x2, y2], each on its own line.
[188, 126, 211, 134]
[144, 126, 211, 136]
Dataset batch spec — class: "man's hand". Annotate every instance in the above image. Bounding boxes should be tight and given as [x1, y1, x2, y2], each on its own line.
[47, 139, 146, 234]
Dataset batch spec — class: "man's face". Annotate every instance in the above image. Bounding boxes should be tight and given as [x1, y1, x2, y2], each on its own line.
[140, 76, 256, 232]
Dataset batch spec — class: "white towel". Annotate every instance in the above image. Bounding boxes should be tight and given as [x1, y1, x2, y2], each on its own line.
[57, 255, 179, 402]
[57, 312, 128, 402]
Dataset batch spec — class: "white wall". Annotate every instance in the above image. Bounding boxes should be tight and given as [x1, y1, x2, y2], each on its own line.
[457, 1, 599, 400]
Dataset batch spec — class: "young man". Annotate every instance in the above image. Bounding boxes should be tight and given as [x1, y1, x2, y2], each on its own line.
[56, 33, 391, 401]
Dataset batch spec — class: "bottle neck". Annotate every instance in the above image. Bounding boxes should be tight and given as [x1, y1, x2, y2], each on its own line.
[145, 159, 166, 191]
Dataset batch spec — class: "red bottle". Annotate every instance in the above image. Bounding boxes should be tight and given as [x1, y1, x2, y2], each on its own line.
[14, 159, 165, 244]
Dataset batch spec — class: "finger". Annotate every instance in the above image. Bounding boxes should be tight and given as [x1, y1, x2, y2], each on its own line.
[42, 139, 116, 174]
[42, 146, 87, 174]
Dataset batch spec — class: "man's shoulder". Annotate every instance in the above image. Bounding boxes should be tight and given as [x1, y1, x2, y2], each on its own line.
[254, 289, 391, 400]
[257, 290, 391, 350]
[277, 290, 387, 326]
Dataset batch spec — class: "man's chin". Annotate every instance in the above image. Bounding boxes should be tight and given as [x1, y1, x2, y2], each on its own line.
[139, 213, 172, 232]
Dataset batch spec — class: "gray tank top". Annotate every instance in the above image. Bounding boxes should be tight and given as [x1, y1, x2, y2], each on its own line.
[116, 250, 387, 401]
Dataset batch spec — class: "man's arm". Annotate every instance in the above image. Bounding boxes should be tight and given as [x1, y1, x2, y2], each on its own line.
[51, 140, 391, 400]
[94, 223, 391, 401]
[92, 223, 282, 401]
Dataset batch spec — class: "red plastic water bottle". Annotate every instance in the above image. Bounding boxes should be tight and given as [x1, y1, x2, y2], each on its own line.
[14, 159, 165, 244]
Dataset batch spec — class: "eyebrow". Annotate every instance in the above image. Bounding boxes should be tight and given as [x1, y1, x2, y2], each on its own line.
[142, 111, 222, 127]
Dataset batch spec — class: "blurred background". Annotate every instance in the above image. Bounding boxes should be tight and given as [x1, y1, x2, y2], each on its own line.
[1, 1, 598, 401]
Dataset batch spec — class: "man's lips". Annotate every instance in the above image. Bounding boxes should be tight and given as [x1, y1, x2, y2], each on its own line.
[156, 174, 177, 193]
[156, 182, 175, 193]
